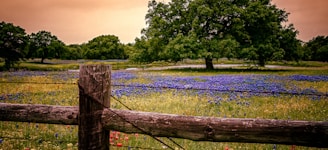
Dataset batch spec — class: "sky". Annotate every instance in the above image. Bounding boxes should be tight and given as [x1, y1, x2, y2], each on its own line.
[1, 0, 327, 45]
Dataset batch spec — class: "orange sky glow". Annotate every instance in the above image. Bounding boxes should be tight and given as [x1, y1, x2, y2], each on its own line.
[1, 0, 327, 44]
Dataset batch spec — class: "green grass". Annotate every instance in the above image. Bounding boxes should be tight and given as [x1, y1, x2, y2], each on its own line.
[1, 59, 327, 71]
[0, 64, 328, 149]
[146, 67, 328, 77]
[113, 90, 327, 121]
[268, 61, 328, 67]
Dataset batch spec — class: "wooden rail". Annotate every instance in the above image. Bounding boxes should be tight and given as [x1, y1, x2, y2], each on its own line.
[1, 64, 328, 149]
[0, 103, 327, 148]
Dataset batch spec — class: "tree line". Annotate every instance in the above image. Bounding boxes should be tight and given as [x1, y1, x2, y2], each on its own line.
[1, 0, 327, 70]
[0, 21, 128, 70]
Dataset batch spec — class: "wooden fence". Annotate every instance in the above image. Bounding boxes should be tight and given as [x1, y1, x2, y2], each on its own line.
[0, 65, 328, 149]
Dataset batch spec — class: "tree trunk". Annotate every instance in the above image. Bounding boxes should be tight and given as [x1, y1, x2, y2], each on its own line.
[258, 51, 266, 67]
[41, 47, 48, 63]
[4, 59, 11, 70]
[205, 57, 214, 70]
[258, 58, 265, 67]
[40, 57, 45, 63]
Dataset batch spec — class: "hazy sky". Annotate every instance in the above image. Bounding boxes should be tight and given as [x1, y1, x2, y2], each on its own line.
[1, 0, 327, 44]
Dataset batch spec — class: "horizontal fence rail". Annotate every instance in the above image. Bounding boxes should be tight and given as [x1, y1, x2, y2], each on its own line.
[1, 102, 327, 148]
[0, 103, 78, 125]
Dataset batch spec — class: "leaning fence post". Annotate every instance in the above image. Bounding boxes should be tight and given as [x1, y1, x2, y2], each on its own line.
[78, 65, 111, 150]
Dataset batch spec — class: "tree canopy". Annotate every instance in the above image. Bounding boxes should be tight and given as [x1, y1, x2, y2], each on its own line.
[302, 36, 328, 62]
[84, 35, 127, 60]
[28, 30, 66, 63]
[0, 21, 28, 70]
[133, 0, 301, 68]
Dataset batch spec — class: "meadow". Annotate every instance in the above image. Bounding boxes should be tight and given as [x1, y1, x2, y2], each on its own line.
[0, 65, 327, 150]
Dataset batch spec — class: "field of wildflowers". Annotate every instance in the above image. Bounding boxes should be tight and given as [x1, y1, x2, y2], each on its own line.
[0, 69, 327, 150]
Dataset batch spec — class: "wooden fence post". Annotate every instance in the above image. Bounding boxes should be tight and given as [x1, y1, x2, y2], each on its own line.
[78, 65, 111, 150]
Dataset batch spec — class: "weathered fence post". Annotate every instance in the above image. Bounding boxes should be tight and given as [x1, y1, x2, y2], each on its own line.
[78, 65, 111, 150]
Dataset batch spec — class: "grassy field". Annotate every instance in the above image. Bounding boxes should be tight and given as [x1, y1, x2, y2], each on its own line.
[0, 62, 328, 150]
[1, 58, 328, 71]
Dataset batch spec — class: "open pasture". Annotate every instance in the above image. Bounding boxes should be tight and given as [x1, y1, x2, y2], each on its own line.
[0, 69, 327, 149]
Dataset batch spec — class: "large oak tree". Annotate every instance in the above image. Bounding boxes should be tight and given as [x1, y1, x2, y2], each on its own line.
[135, 0, 300, 68]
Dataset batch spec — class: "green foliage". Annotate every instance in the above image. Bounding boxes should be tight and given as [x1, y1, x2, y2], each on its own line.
[122, 43, 136, 60]
[0, 21, 132, 63]
[216, 38, 240, 60]
[28, 31, 66, 63]
[84, 35, 127, 60]
[164, 34, 200, 62]
[61, 44, 85, 60]
[0, 21, 28, 70]
[316, 45, 328, 61]
[136, 0, 300, 68]
[188, 0, 244, 63]
[239, 0, 297, 66]
[303, 36, 328, 61]
[131, 37, 155, 63]
[279, 25, 302, 61]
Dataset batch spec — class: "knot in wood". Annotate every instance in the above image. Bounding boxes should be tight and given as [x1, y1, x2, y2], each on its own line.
[204, 124, 215, 140]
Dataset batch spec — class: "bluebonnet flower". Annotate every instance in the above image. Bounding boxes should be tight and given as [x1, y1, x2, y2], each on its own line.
[2, 71, 326, 101]
[289, 75, 328, 82]
[0, 93, 24, 101]
[111, 72, 327, 100]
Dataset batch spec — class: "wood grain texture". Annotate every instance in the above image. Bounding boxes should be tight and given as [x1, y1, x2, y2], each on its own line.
[78, 65, 110, 150]
[1, 103, 327, 148]
[0, 103, 78, 125]
[102, 109, 328, 148]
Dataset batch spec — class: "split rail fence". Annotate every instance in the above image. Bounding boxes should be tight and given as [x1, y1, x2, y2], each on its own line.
[0, 65, 327, 149]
